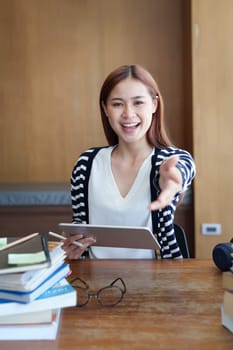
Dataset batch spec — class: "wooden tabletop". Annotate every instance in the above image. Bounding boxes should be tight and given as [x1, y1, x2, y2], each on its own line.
[1, 259, 233, 349]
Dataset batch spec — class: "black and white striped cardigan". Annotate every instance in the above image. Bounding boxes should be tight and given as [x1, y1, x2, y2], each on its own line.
[71, 146, 196, 259]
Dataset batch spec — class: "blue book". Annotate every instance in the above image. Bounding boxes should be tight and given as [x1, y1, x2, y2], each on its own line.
[0, 278, 77, 316]
[0, 263, 71, 303]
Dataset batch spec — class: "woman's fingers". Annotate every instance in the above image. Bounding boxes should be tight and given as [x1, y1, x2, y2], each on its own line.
[62, 235, 96, 259]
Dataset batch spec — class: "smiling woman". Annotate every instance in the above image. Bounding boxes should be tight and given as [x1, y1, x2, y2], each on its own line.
[63, 64, 196, 261]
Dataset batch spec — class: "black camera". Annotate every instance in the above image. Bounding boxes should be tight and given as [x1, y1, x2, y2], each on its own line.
[212, 239, 233, 271]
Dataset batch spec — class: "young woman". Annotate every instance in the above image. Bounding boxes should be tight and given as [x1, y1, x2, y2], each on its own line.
[63, 64, 196, 259]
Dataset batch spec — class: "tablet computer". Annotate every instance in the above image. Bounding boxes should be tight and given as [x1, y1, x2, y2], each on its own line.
[58, 223, 161, 250]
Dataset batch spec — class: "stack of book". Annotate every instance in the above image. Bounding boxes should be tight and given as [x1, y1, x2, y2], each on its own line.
[0, 235, 77, 340]
[221, 270, 233, 333]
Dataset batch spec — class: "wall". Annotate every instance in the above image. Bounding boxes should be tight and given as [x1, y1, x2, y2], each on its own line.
[192, 0, 233, 258]
[2, 1, 233, 259]
[0, 0, 196, 254]
[0, 0, 188, 183]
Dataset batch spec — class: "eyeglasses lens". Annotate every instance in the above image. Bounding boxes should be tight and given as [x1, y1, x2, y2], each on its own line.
[98, 286, 122, 306]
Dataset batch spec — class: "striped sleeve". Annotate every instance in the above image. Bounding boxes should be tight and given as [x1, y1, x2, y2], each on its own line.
[71, 148, 102, 224]
[155, 146, 196, 192]
[151, 147, 196, 259]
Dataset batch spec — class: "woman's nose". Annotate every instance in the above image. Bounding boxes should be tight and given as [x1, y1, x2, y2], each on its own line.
[122, 104, 134, 117]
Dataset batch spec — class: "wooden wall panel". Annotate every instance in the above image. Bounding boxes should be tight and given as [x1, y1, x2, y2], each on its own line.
[192, 0, 233, 258]
[0, 0, 105, 182]
[0, 0, 187, 183]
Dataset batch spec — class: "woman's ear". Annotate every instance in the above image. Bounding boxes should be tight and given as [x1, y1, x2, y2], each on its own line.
[152, 100, 157, 114]
[152, 95, 159, 113]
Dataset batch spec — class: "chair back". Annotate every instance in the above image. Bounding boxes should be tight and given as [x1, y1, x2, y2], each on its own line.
[174, 223, 190, 258]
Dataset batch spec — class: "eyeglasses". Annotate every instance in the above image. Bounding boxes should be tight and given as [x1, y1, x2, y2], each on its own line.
[70, 277, 126, 307]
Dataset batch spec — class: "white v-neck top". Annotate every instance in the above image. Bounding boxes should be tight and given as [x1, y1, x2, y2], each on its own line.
[88, 146, 155, 259]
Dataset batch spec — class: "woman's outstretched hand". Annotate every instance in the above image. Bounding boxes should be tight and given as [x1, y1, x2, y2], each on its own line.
[148, 156, 182, 211]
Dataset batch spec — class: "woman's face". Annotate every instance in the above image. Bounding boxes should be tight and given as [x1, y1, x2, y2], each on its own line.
[103, 78, 157, 145]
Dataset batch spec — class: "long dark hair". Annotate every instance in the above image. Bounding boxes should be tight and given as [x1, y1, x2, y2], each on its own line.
[99, 64, 172, 148]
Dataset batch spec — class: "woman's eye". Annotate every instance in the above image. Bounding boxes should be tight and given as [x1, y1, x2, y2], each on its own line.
[112, 102, 122, 107]
[134, 100, 144, 105]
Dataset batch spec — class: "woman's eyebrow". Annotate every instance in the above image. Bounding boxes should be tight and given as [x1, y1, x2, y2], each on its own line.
[132, 95, 146, 99]
[110, 95, 146, 101]
[110, 97, 123, 101]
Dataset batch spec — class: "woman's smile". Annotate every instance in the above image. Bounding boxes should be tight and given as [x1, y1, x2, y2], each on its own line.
[121, 121, 141, 129]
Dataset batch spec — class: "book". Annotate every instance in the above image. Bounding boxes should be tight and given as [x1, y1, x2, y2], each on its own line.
[0, 241, 66, 292]
[221, 304, 233, 334]
[0, 263, 71, 302]
[0, 309, 53, 324]
[0, 309, 61, 340]
[0, 278, 77, 316]
[0, 233, 51, 274]
[223, 290, 233, 318]
[222, 271, 233, 291]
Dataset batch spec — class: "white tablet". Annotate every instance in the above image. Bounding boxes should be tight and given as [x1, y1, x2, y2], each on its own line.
[58, 223, 161, 250]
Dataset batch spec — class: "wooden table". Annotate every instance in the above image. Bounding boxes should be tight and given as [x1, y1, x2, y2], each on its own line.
[1, 259, 233, 349]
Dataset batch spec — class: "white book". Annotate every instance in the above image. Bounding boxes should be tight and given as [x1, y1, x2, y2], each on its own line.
[0, 309, 61, 340]
[0, 278, 77, 316]
[221, 304, 233, 333]
[0, 309, 53, 324]
[0, 263, 71, 302]
[223, 290, 233, 318]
